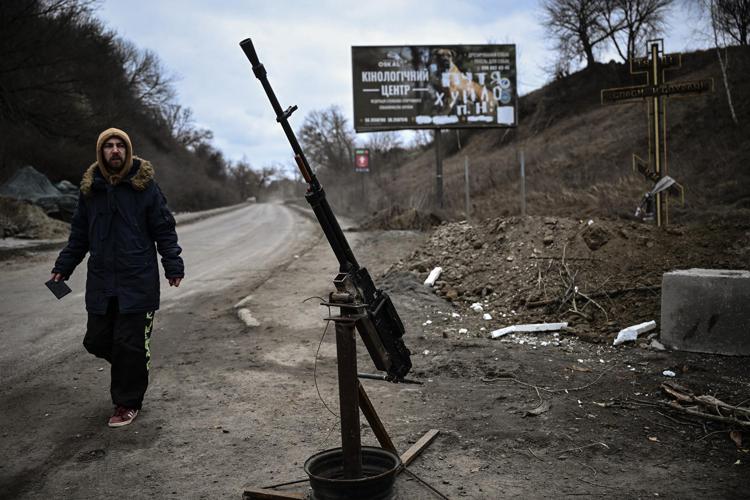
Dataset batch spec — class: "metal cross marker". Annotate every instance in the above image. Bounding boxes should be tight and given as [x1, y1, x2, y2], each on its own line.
[601, 39, 713, 226]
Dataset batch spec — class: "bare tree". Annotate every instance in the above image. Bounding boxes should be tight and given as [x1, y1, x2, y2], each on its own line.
[115, 42, 216, 149]
[708, 0, 741, 123]
[298, 106, 355, 172]
[689, 0, 740, 124]
[604, 0, 675, 61]
[714, 0, 750, 44]
[410, 130, 433, 149]
[0, 0, 101, 131]
[364, 131, 403, 155]
[117, 40, 176, 112]
[161, 103, 213, 150]
[256, 164, 281, 188]
[231, 160, 260, 200]
[542, 0, 618, 67]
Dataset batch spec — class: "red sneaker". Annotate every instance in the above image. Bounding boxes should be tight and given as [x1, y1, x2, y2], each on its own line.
[108, 406, 139, 428]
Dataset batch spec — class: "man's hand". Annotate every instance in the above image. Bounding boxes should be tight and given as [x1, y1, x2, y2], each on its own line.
[168, 277, 182, 287]
[51, 273, 64, 282]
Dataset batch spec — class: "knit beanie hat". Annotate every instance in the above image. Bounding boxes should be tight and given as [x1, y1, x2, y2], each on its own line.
[96, 128, 134, 185]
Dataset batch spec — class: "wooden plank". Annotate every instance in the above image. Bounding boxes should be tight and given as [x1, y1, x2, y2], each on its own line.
[358, 381, 398, 454]
[242, 488, 306, 500]
[399, 429, 439, 467]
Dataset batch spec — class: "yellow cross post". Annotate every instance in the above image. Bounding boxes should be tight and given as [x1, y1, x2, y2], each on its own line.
[601, 39, 713, 226]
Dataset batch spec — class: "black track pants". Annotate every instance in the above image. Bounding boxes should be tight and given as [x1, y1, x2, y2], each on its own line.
[83, 298, 155, 409]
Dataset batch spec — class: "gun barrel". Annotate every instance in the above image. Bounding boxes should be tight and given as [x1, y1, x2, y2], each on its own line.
[239, 38, 317, 188]
[239, 38, 358, 272]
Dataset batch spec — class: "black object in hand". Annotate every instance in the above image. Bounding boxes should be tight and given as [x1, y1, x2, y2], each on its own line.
[45, 279, 72, 299]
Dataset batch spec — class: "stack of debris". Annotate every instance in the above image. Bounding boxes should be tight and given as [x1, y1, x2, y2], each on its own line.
[0, 197, 69, 239]
[386, 216, 749, 342]
[360, 205, 441, 230]
[0, 166, 78, 221]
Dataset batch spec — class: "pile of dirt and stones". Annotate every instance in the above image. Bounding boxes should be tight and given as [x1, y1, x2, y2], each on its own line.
[0, 165, 78, 221]
[360, 205, 442, 230]
[385, 215, 750, 343]
[0, 196, 69, 239]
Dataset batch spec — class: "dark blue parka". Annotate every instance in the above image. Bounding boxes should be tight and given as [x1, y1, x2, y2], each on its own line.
[53, 158, 184, 314]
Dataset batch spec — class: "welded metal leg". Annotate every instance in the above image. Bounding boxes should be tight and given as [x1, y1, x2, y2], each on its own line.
[358, 381, 397, 454]
[335, 320, 362, 479]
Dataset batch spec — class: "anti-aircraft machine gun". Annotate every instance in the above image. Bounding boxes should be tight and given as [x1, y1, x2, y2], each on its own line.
[240, 39, 411, 382]
[240, 39, 437, 500]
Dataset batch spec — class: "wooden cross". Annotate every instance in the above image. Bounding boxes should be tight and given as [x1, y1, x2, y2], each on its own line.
[601, 39, 713, 226]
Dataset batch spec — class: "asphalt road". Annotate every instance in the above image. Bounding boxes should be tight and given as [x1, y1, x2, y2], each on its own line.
[0, 202, 318, 387]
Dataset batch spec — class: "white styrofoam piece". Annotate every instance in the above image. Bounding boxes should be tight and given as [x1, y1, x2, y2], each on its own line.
[613, 320, 656, 346]
[237, 308, 260, 327]
[490, 322, 568, 339]
[424, 267, 443, 286]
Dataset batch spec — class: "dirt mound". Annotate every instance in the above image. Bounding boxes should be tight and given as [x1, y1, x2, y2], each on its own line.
[360, 205, 441, 230]
[0, 196, 69, 239]
[388, 216, 750, 342]
[0, 165, 78, 221]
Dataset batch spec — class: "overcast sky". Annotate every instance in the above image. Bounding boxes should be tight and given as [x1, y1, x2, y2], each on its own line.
[97, 1, 702, 173]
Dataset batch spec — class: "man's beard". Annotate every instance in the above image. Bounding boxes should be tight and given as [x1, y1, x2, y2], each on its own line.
[107, 157, 124, 171]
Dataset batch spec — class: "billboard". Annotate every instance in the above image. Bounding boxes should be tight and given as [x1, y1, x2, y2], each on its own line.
[354, 148, 370, 173]
[352, 44, 517, 132]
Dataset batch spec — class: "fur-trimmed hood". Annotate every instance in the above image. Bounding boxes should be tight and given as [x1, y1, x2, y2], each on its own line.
[96, 128, 134, 184]
[80, 157, 155, 196]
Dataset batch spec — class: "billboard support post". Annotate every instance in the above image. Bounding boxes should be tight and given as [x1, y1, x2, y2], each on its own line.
[434, 129, 443, 209]
[519, 149, 526, 217]
[464, 156, 470, 220]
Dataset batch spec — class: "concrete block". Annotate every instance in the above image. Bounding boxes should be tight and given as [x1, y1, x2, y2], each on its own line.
[661, 269, 750, 356]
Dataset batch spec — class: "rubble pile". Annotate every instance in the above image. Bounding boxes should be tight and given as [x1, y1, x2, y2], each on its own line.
[0, 197, 69, 239]
[360, 205, 442, 230]
[0, 165, 78, 221]
[387, 216, 749, 342]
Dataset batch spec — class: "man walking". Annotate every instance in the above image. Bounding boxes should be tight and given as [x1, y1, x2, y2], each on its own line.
[51, 128, 184, 428]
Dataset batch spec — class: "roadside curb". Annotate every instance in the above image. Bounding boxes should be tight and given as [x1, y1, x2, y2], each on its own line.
[0, 239, 68, 259]
[0, 202, 252, 259]
[174, 202, 249, 226]
[283, 200, 359, 231]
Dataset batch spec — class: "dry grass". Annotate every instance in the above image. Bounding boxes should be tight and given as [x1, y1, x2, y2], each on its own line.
[350, 47, 750, 225]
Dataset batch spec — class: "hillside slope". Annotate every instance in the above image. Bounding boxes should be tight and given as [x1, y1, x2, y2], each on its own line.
[377, 47, 750, 224]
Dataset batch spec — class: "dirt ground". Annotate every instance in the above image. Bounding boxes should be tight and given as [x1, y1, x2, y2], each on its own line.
[1, 218, 748, 499]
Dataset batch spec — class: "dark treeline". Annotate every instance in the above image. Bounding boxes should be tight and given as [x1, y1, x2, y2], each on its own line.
[0, 0, 278, 211]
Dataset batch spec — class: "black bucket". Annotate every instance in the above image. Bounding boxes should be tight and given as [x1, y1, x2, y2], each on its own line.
[304, 446, 401, 500]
